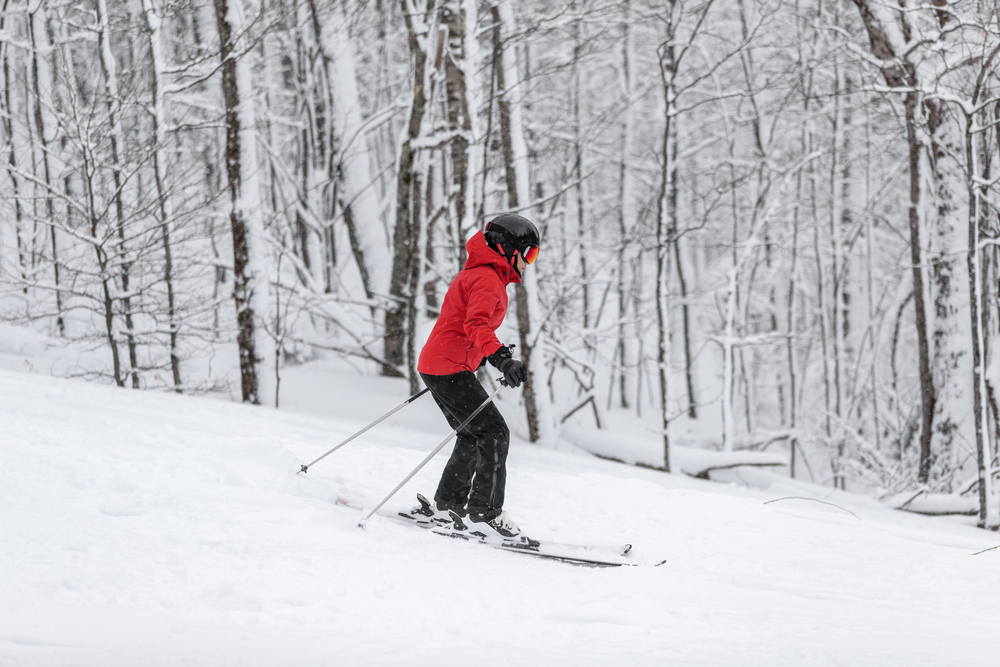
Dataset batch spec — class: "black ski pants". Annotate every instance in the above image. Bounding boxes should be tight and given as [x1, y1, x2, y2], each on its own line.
[420, 371, 509, 520]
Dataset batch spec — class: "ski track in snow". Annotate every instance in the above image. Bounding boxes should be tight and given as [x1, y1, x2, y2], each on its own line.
[1, 367, 998, 666]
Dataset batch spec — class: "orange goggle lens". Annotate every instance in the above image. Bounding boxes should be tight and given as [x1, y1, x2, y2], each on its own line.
[523, 245, 539, 264]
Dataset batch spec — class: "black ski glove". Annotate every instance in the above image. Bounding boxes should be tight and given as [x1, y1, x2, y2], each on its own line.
[488, 346, 527, 388]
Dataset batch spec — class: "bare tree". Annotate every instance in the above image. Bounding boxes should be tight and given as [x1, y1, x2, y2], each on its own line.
[214, 0, 274, 404]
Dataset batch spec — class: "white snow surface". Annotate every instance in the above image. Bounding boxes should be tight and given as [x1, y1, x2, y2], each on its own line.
[2, 364, 999, 665]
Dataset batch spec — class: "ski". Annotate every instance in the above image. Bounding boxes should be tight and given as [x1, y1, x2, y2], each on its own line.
[336, 496, 635, 568]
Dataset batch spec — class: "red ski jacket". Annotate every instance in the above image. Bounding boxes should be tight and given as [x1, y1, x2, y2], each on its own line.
[417, 231, 520, 376]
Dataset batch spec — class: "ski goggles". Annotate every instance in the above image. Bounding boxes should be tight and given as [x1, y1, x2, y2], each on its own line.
[522, 245, 539, 265]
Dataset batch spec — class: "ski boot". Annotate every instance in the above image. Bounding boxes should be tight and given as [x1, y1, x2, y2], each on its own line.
[468, 510, 521, 538]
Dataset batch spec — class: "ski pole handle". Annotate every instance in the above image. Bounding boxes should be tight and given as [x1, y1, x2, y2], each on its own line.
[299, 387, 430, 474]
[358, 383, 505, 527]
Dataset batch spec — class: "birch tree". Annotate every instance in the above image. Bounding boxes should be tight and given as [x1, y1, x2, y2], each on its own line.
[492, 0, 553, 445]
[385, 0, 435, 387]
[214, 0, 275, 405]
[850, 0, 937, 484]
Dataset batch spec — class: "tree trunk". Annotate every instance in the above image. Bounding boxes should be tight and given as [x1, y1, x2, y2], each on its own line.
[849, 0, 935, 485]
[673, 236, 695, 419]
[214, 0, 273, 405]
[963, 49, 1000, 529]
[493, 0, 550, 444]
[571, 14, 589, 330]
[96, 0, 139, 388]
[385, 0, 431, 378]
[28, 7, 64, 336]
[441, 0, 476, 252]
[654, 8, 676, 469]
[615, 0, 634, 411]
[966, 122, 993, 528]
[3, 1, 28, 293]
[828, 57, 845, 488]
[140, 0, 182, 392]
[82, 142, 124, 387]
[906, 92, 936, 485]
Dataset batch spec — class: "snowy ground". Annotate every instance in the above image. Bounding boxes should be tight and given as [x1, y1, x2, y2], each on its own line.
[2, 354, 999, 665]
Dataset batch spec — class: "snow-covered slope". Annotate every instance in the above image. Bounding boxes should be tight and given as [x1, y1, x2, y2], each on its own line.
[1, 367, 998, 666]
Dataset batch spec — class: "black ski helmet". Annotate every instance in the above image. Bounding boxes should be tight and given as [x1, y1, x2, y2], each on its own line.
[484, 214, 540, 274]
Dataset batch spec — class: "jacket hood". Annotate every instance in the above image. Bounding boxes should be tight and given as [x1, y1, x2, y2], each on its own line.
[464, 230, 521, 285]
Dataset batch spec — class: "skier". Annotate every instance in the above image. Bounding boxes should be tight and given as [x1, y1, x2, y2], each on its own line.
[415, 214, 540, 538]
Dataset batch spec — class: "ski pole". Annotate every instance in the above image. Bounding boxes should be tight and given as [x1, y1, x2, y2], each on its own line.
[358, 380, 506, 527]
[298, 387, 431, 474]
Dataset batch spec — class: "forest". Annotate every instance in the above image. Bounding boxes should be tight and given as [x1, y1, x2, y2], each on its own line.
[1, 0, 998, 528]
